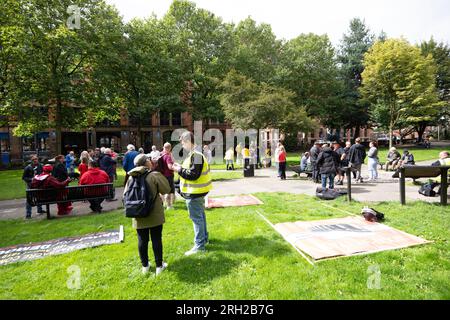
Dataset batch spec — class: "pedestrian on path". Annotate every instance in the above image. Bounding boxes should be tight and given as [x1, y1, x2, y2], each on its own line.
[310, 141, 322, 183]
[367, 141, 379, 181]
[277, 146, 287, 180]
[348, 138, 366, 183]
[316, 144, 339, 190]
[22, 154, 45, 219]
[224, 147, 235, 170]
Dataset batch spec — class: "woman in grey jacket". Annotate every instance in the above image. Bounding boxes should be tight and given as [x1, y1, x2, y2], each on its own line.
[367, 141, 379, 181]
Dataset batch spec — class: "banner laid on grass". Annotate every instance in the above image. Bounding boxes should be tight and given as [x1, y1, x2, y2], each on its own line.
[0, 226, 124, 266]
[274, 217, 430, 261]
[206, 195, 263, 208]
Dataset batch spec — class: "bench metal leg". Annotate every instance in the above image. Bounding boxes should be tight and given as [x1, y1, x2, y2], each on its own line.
[440, 168, 448, 206]
[346, 167, 352, 202]
[400, 168, 406, 205]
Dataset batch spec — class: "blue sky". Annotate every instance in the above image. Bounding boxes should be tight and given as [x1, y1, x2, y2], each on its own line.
[106, 0, 450, 45]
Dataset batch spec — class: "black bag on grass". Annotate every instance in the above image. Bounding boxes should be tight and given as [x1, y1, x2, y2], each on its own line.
[316, 187, 341, 200]
[418, 182, 439, 197]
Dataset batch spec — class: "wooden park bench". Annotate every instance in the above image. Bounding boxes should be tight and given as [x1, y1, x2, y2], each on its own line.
[26, 183, 115, 219]
[392, 166, 449, 205]
[290, 165, 313, 178]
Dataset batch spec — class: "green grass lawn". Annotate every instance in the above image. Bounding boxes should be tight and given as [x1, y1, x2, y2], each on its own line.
[0, 167, 242, 201]
[0, 193, 448, 299]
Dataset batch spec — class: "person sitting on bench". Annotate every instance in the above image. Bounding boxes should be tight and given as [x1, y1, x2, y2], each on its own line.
[394, 149, 415, 170]
[385, 147, 401, 171]
[31, 164, 72, 215]
[79, 160, 110, 213]
[300, 152, 310, 172]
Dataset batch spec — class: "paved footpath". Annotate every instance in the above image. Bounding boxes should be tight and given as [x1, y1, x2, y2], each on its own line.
[0, 160, 448, 220]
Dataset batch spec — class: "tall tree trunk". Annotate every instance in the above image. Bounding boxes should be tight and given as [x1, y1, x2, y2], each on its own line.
[353, 124, 360, 142]
[417, 123, 427, 143]
[388, 124, 393, 150]
[55, 100, 62, 155]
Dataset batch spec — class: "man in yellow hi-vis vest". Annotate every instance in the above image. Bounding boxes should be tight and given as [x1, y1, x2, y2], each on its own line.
[172, 131, 212, 256]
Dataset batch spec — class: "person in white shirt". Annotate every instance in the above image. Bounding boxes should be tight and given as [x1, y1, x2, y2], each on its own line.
[148, 145, 161, 160]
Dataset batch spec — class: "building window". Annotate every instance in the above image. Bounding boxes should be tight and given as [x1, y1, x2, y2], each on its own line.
[172, 112, 182, 126]
[160, 112, 170, 126]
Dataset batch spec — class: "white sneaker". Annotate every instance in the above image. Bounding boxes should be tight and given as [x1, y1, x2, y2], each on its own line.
[155, 262, 168, 276]
[142, 264, 150, 275]
[184, 247, 205, 256]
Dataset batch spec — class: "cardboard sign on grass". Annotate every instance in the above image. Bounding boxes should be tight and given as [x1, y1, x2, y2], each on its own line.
[206, 195, 263, 208]
[275, 217, 430, 261]
[0, 226, 124, 266]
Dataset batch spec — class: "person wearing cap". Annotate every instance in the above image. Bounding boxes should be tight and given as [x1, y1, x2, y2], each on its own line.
[79, 160, 110, 213]
[171, 131, 212, 256]
[310, 141, 322, 183]
[394, 149, 415, 170]
[124, 154, 171, 276]
[31, 164, 72, 215]
[385, 147, 401, 171]
[22, 155, 45, 219]
[123, 144, 139, 186]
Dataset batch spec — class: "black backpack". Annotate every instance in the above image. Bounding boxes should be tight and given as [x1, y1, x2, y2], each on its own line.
[123, 171, 156, 218]
[418, 182, 438, 197]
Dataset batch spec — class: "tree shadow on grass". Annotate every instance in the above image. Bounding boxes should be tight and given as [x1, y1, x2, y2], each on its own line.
[170, 236, 291, 284]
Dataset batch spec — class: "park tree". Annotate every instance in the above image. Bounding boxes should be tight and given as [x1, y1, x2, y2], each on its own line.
[163, 0, 234, 122]
[337, 18, 375, 139]
[275, 33, 342, 134]
[420, 38, 450, 138]
[361, 38, 440, 148]
[231, 18, 281, 85]
[0, 0, 125, 154]
[219, 69, 314, 139]
[107, 16, 187, 146]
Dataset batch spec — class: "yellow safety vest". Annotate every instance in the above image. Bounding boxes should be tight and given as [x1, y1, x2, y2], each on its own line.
[439, 158, 450, 166]
[180, 151, 212, 195]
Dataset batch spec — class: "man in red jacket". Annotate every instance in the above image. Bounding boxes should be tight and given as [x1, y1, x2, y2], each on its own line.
[79, 160, 110, 213]
[31, 164, 72, 215]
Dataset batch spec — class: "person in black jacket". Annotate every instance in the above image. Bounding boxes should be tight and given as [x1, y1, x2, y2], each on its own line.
[316, 144, 340, 189]
[52, 155, 73, 215]
[348, 138, 366, 183]
[309, 141, 323, 183]
[22, 155, 45, 219]
[100, 148, 117, 201]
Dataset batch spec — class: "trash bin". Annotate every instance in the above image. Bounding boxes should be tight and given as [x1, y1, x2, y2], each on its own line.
[243, 158, 254, 177]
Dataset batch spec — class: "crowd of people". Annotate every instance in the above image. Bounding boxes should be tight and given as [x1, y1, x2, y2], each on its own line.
[22, 132, 213, 276]
[292, 139, 422, 190]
